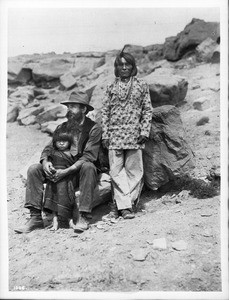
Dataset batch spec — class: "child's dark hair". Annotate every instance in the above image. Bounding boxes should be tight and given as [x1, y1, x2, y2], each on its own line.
[52, 128, 73, 150]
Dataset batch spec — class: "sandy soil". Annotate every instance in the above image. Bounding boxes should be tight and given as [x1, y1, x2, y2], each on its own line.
[6, 62, 224, 295]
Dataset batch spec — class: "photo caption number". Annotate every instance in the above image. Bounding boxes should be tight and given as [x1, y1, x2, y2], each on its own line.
[13, 285, 26, 291]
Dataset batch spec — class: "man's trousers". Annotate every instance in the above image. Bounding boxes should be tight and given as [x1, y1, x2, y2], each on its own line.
[108, 149, 144, 210]
[25, 162, 97, 213]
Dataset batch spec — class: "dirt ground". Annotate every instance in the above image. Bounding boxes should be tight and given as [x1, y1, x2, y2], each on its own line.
[5, 62, 226, 297]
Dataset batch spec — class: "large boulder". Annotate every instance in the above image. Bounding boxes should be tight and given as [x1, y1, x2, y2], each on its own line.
[143, 105, 194, 190]
[32, 58, 74, 82]
[17, 106, 45, 124]
[7, 105, 20, 122]
[40, 118, 67, 135]
[8, 63, 32, 84]
[60, 72, 77, 90]
[196, 37, 219, 62]
[211, 45, 220, 63]
[91, 173, 111, 208]
[163, 18, 219, 61]
[8, 61, 24, 83]
[143, 73, 188, 107]
[143, 44, 164, 62]
[9, 86, 34, 105]
[36, 104, 67, 125]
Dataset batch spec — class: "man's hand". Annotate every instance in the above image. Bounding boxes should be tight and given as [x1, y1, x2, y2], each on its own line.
[137, 135, 148, 144]
[42, 160, 55, 178]
[102, 139, 109, 149]
[51, 169, 67, 183]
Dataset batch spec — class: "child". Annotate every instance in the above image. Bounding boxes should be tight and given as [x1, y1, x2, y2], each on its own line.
[43, 128, 78, 231]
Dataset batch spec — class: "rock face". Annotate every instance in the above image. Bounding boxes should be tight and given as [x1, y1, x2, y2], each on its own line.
[143, 44, 164, 62]
[7, 105, 20, 122]
[144, 74, 188, 107]
[17, 106, 44, 125]
[32, 58, 74, 82]
[163, 18, 219, 61]
[196, 38, 219, 63]
[143, 105, 195, 190]
[35, 104, 66, 125]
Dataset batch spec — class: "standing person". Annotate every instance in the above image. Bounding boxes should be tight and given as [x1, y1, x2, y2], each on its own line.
[15, 89, 102, 234]
[43, 129, 77, 231]
[101, 47, 153, 219]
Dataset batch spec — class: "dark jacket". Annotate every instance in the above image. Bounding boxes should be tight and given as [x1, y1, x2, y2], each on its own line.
[40, 117, 102, 169]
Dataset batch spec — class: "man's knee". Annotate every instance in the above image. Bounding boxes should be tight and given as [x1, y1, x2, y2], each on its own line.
[27, 163, 43, 177]
[80, 162, 96, 175]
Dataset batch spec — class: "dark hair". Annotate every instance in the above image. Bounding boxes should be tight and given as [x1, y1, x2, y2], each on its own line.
[52, 129, 73, 150]
[114, 52, 138, 77]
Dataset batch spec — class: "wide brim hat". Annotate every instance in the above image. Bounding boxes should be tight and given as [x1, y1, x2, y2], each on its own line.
[61, 86, 96, 111]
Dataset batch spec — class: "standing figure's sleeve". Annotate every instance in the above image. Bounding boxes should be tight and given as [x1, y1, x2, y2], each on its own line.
[140, 82, 153, 137]
[101, 85, 111, 140]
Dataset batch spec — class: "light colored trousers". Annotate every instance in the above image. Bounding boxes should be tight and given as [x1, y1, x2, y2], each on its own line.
[108, 149, 144, 210]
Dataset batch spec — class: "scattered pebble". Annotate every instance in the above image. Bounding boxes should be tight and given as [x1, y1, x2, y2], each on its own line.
[96, 224, 105, 230]
[152, 238, 167, 250]
[205, 130, 211, 135]
[202, 230, 213, 237]
[172, 240, 187, 251]
[130, 249, 149, 261]
[201, 213, 212, 217]
[203, 263, 212, 272]
[196, 116, 209, 126]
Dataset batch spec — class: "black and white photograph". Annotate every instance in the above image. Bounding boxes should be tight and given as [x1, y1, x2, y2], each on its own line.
[0, 0, 228, 299]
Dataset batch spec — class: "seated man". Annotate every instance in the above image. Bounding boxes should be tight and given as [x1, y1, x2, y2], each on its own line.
[15, 90, 102, 234]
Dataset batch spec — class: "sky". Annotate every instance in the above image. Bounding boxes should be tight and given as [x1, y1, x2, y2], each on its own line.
[6, 5, 221, 57]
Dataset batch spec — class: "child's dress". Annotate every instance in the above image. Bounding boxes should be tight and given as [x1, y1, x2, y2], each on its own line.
[43, 149, 76, 219]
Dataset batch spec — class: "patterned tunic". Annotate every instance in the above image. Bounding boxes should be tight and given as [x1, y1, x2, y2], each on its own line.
[101, 76, 153, 149]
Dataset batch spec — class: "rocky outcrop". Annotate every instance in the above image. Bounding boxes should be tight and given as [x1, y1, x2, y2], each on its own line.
[7, 105, 20, 122]
[60, 72, 77, 90]
[35, 104, 66, 125]
[143, 73, 188, 107]
[211, 45, 220, 63]
[17, 106, 45, 125]
[143, 105, 195, 190]
[163, 18, 219, 61]
[196, 37, 219, 63]
[143, 44, 164, 61]
[32, 58, 74, 82]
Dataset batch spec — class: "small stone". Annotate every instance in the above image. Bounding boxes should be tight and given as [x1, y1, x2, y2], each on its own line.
[172, 240, 187, 251]
[202, 230, 213, 237]
[205, 130, 211, 135]
[146, 239, 154, 245]
[130, 249, 149, 261]
[152, 238, 167, 250]
[196, 116, 209, 126]
[203, 263, 212, 272]
[96, 224, 104, 230]
[191, 84, 200, 90]
[201, 213, 212, 217]
[110, 218, 118, 224]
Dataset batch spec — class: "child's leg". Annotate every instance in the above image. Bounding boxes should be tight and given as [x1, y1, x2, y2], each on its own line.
[49, 212, 59, 231]
[69, 204, 79, 228]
